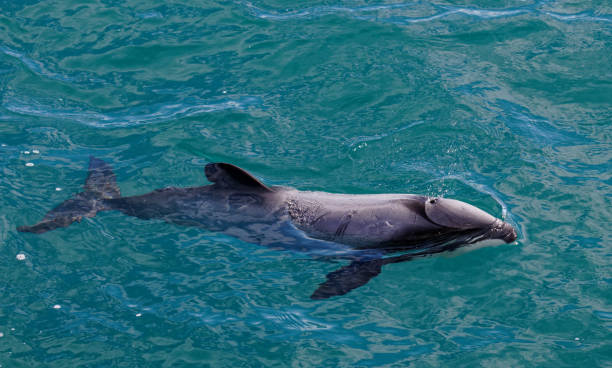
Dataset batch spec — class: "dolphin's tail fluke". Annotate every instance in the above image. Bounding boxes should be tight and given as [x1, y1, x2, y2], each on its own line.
[17, 157, 120, 234]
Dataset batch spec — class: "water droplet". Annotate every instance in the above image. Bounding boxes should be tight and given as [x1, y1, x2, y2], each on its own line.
[25, 162, 34, 167]
[16, 254, 26, 261]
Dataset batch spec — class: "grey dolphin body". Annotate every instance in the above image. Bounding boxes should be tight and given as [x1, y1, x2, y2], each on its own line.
[18, 157, 517, 299]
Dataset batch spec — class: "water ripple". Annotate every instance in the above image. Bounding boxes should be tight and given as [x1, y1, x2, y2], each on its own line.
[496, 99, 591, 147]
[258, 307, 332, 331]
[2, 94, 261, 128]
[244, 2, 612, 25]
[345, 120, 424, 148]
[544, 11, 612, 23]
[244, 2, 418, 20]
[0, 45, 106, 86]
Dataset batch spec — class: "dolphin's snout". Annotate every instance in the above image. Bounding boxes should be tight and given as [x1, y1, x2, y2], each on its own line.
[504, 223, 518, 243]
[503, 223, 517, 243]
[489, 220, 517, 243]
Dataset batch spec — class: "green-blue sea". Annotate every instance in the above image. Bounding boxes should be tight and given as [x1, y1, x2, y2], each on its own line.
[1, 0, 611, 366]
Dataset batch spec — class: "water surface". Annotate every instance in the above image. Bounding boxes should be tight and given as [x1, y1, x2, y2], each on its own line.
[1, 0, 610, 366]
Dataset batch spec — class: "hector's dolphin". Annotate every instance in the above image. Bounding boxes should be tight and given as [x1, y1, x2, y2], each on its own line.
[18, 157, 517, 299]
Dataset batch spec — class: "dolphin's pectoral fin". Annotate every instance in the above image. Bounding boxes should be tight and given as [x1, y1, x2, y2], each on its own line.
[310, 250, 444, 299]
[310, 259, 384, 300]
[204, 162, 272, 192]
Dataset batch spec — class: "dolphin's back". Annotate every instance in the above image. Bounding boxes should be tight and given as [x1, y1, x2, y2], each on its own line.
[287, 191, 507, 250]
[287, 192, 438, 247]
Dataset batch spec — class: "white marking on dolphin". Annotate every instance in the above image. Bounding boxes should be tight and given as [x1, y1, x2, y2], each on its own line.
[18, 157, 517, 299]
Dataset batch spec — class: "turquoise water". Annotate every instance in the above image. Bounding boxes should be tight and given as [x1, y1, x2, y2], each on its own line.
[1, 0, 611, 366]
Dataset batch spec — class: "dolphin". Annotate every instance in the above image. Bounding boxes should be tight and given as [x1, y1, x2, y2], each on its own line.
[18, 157, 517, 299]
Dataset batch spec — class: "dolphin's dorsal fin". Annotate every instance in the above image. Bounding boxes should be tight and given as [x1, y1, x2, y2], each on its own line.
[204, 163, 272, 192]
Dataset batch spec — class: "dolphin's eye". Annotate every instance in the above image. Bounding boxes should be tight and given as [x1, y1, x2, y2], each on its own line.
[429, 198, 437, 204]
